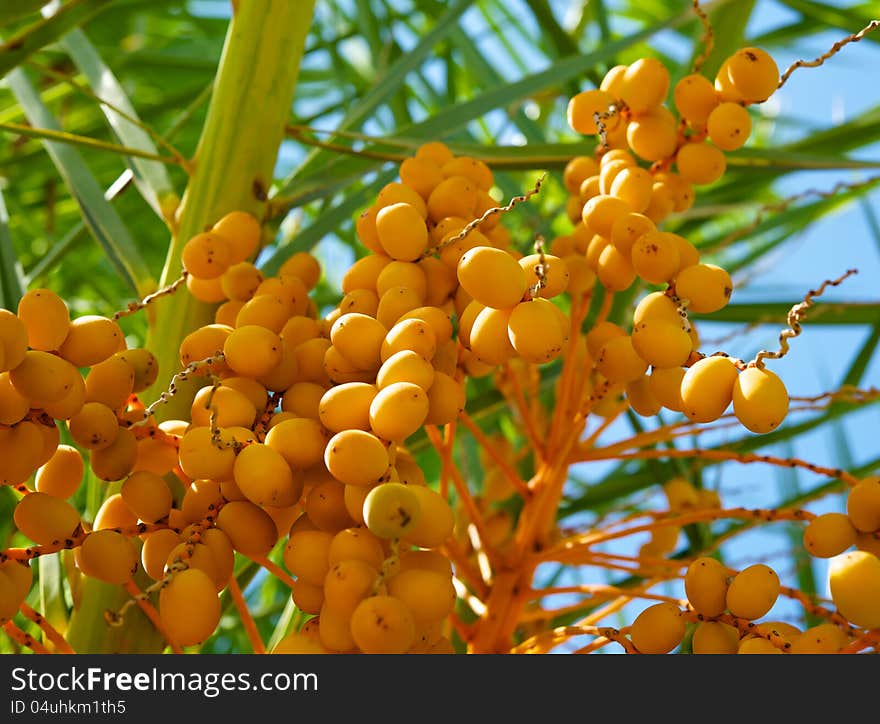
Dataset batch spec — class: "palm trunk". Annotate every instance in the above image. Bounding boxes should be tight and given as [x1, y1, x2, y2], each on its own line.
[144, 0, 316, 421]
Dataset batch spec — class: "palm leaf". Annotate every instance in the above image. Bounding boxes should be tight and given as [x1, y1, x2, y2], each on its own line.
[0, 188, 25, 309]
[6, 67, 154, 295]
[0, 0, 113, 79]
[0, 0, 49, 25]
[282, 0, 473, 189]
[57, 25, 181, 220]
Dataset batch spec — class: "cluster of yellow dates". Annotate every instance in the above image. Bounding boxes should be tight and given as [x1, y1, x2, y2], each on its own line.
[561, 46, 790, 434]
[2, 42, 875, 656]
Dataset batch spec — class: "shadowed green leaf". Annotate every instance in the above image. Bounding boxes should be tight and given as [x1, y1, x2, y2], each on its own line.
[692, 302, 880, 326]
[524, 0, 579, 58]
[0, 0, 112, 80]
[0, 0, 48, 25]
[39, 554, 70, 634]
[727, 148, 880, 170]
[777, 0, 879, 41]
[860, 196, 880, 256]
[0, 188, 25, 308]
[789, 104, 880, 156]
[25, 220, 88, 285]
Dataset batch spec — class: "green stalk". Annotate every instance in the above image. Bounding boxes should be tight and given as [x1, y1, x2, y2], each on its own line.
[68, 0, 316, 653]
[141, 0, 316, 420]
[67, 571, 166, 655]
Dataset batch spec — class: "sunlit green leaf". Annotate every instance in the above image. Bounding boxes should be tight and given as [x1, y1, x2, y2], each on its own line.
[6, 67, 154, 295]
[58, 26, 181, 220]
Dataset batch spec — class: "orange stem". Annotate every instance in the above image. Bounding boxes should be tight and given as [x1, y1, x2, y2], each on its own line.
[547, 296, 590, 453]
[426, 425, 500, 570]
[512, 624, 636, 654]
[576, 446, 858, 484]
[541, 505, 815, 555]
[3, 621, 51, 653]
[458, 412, 531, 499]
[250, 555, 297, 590]
[574, 413, 741, 460]
[123, 580, 183, 654]
[448, 612, 472, 643]
[500, 364, 545, 461]
[840, 630, 880, 654]
[593, 288, 614, 326]
[577, 596, 631, 627]
[778, 585, 856, 631]
[572, 636, 616, 654]
[19, 603, 75, 654]
[1, 522, 166, 562]
[227, 576, 265, 654]
[439, 421, 456, 501]
[579, 398, 628, 448]
[531, 584, 686, 606]
[442, 538, 487, 597]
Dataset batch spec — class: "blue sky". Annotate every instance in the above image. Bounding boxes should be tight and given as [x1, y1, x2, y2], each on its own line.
[557, 0, 880, 644]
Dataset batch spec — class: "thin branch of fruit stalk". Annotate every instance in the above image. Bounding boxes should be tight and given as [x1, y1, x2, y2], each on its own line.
[0, 122, 181, 165]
